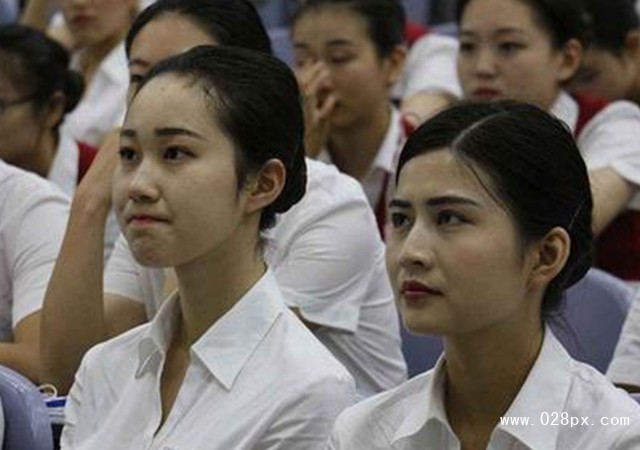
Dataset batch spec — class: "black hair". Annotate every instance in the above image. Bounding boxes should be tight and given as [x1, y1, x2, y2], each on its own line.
[292, 0, 406, 57]
[397, 100, 593, 315]
[456, 0, 591, 49]
[0, 24, 83, 129]
[134, 46, 307, 230]
[125, 0, 272, 59]
[580, 0, 640, 54]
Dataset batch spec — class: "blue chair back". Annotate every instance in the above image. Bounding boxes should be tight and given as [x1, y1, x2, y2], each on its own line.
[400, 326, 443, 378]
[0, 366, 53, 450]
[269, 27, 295, 67]
[550, 268, 633, 373]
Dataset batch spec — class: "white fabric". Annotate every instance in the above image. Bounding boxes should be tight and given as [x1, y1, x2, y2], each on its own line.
[395, 33, 462, 100]
[608, 287, 640, 386]
[550, 91, 640, 210]
[61, 42, 128, 147]
[48, 131, 79, 197]
[328, 328, 640, 449]
[317, 108, 404, 209]
[105, 158, 407, 398]
[0, 160, 69, 340]
[61, 271, 355, 450]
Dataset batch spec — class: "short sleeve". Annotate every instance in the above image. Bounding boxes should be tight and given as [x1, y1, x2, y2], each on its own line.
[266, 161, 384, 332]
[608, 288, 640, 386]
[4, 177, 69, 328]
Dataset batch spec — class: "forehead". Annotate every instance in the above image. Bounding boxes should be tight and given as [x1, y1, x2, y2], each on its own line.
[396, 149, 497, 204]
[126, 74, 215, 133]
[129, 13, 217, 68]
[293, 6, 372, 47]
[461, 0, 542, 36]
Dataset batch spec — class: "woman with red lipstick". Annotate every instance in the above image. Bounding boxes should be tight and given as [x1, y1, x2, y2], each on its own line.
[327, 100, 640, 450]
[456, 0, 640, 281]
[60, 46, 355, 450]
[291, 0, 408, 235]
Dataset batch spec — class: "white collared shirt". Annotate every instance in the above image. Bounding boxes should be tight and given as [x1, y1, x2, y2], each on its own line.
[61, 42, 128, 147]
[48, 131, 79, 198]
[0, 160, 69, 340]
[609, 287, 640, 386]
[105, 158, 408, 398]
[327, 328, 640, 450]
[396, 33, 462, 99]
[317, 108, 404, 209]
[61, 271, 355, 450]
[550, 91, 640, 210]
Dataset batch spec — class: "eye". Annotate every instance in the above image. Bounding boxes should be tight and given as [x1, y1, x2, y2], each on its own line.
[327, 55, 353, 65]
[390, 212, 412, 230]
[459, 41, 476, 54]
[497, 42, 524, 56]
[118, 147, 139, 163]
[163, 146, 191, 161]
[129, 73, 144, 86]
[436, 210, 466, 226]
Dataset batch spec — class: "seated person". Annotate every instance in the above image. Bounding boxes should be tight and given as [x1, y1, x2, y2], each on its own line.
[0, 159, 69, 382]
[456, 0, 640, 280]
[0, 24, 92, 196]
[41, 0, 406, 400]
[328, 100, 640, 450]
[60, 45, 355, 450]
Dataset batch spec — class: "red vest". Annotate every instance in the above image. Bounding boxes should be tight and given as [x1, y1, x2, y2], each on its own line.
[77, 141, 98, 184]
[574, 93, 640, 280]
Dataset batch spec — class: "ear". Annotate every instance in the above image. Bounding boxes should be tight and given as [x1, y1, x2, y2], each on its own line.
[624, 30, 640, 56]
[556, 38, 583, 84]
[40, 92, 66, 130]
[526, 226, 571, 293]
[383, 45, 408, 87]
[243, 159, 287, 215]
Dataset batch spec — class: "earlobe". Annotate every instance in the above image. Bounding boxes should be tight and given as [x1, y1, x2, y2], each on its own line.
[528, 227, 571, 292]
[245, 159, 287, 214]
[557, 39, 583, 84]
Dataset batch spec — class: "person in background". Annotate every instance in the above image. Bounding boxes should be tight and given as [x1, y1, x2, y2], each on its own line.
[292, 0, 407, 234]
[61, 45, 354, 450]
[0, 24, 94, 196]
[456, 0, 640, 281]
[41, 0, 406, 399]
[327, 100, 640, 450]
[0, 159, 69, 383]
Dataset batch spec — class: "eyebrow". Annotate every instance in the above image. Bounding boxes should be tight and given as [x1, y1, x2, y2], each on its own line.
[120, 127, 206, 140]
[460, 27, 527, 38]
[389, 195, 482, 209]
[293, 39, 355, 50]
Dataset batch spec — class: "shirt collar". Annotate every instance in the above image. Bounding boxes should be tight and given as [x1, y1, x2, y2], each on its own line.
[493, 327, 573, 450]
[72, 42, 128, 87]
[393, 356, 453, 443]
[191, 270, 285, 390]
[391, 328, 573, 449]
[317, 106, 402, 176]
[550, 91, 578, 134]
[136, 270, 286, 391]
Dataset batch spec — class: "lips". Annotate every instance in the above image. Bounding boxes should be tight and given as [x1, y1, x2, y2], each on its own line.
[126, 214, 169, 226]
[70, 13, 94, 27]
[472, 87, 501, 100]
[400, 280, 443, 301]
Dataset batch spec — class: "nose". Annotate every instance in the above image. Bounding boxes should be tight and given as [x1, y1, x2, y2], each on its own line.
[127, 159, 160, 204]
[473, 47, 497, 79]
[393, 223, 436, 273]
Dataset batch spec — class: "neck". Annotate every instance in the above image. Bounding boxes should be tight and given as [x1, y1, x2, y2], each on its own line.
[15, 128, 58, 178]
[79, 31, 124, 84]
[327, 104, 392, 180]
[174, 220, 266, 347]
[443, 310, 544, 446]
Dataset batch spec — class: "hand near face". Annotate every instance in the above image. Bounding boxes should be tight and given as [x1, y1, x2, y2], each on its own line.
[296, 60, 336, 158]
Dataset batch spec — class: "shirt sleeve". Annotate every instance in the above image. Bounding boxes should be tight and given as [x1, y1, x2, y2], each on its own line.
[400, 34, 462, 99]
[268, 167, 384, 333]
[104, 235, 145, 302]
[607, 288, 640, 386]
[578, 101, 640, 188]
[6, 178, 69, 328]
